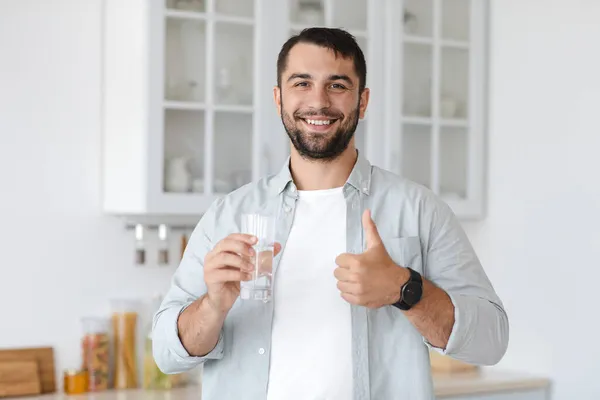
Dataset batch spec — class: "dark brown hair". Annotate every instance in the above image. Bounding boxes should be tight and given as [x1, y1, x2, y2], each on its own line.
[276, 27, 367, 92]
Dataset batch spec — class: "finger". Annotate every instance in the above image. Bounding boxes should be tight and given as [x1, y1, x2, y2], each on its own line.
[333, 267, 354, 282]
[340, 292, 361, 305]
[214, 238, 256, 258]
[211, 252, 254, 272]
[336, 281, 362, 295]
[206, 267, 252, 283]
[273, 242, 283, 257]
[335, 252, 357, 268]
[227, 233, 258, 245]
[362, 209, 383, 250]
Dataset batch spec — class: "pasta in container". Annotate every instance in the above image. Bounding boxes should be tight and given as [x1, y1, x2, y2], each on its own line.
[111, 299, 140, 389]
[81, 317, 110, 391]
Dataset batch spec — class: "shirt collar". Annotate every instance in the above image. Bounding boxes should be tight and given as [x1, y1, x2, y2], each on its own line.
[269, 149, 373, 196]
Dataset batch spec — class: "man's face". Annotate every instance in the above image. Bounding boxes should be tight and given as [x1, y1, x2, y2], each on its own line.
[274, 43, 370, 161]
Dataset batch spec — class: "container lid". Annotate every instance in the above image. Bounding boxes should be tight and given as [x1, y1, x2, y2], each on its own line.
[110, 298, 141, 313]
[64, 368, 84, 376]
[81, 316, 109, 334]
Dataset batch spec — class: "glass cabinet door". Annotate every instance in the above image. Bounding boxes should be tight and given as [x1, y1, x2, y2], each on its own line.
[397, 0, 474, 204]
[161, 0, 256, 197]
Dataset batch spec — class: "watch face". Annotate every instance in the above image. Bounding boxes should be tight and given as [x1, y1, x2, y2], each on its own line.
[402, 282, 422, 305]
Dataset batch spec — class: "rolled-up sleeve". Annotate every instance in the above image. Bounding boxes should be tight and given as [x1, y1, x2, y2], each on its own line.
[152, 199, 226, 374]
[421, 197, 509, 366]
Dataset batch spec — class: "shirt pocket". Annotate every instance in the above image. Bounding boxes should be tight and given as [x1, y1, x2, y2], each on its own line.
[381, 236, 424, 275]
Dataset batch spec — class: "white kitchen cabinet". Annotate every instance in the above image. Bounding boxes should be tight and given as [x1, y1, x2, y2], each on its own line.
[376, 0, 489, 219]
[102, 0, 287, 223]
[101, 0, 488, 222]
[281, 0, 488, 219]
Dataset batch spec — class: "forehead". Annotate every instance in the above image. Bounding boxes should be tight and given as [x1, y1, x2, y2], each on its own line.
[284, 42, 358, 80]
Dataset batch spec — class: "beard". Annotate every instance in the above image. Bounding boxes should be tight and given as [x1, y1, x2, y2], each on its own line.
[280, 99, 360, 162]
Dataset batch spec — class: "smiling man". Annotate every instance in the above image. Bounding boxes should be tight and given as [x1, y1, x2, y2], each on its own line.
[152, 28, 509, 400]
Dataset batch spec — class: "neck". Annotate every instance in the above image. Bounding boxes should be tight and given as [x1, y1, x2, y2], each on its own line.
[289, 145, 358, 191]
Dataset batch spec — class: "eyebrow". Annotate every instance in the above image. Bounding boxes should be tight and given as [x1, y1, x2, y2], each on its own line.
[287, 73, 354, 86]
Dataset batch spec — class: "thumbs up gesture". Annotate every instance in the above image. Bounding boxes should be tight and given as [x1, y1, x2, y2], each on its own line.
[334, 209, 410, 308]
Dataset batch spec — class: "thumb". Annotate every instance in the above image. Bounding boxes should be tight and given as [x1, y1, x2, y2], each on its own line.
[362, 209, 383, 250]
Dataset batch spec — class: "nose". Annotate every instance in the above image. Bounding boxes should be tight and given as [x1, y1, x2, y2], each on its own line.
[306, 85, 331, 109]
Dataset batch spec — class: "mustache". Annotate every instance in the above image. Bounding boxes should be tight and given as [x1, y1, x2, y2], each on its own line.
[294, 109, 343, 119]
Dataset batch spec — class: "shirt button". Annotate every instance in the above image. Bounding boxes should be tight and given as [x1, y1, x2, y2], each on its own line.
[284, 205, 292, 213]
[258, 348, 265, 355]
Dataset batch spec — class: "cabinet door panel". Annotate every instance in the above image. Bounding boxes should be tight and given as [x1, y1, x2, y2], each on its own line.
[404, 42, 433, 117]
[165, 18, 206, 103]
[400, 124, 432, 189]
[214, 112, 253, 193]
[440, 127, 468, 199]
[441, 0, 470, 41]
[214, 23, 254, 106]
[440, 47, 469, 120]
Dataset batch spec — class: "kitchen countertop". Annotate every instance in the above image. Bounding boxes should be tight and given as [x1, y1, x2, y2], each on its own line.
[13, 369, 551, 399]
[432, 369, 551, 397]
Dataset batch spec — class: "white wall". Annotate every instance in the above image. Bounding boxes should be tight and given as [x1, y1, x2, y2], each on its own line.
[462, 1, 600, 399]
[0, 0, 185, 386]
[2, 1, 600, 399]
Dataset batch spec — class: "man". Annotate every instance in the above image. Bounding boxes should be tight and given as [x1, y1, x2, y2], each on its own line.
[152, 28, 509, 400]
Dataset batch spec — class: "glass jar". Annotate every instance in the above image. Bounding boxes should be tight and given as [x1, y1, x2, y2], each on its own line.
[63, 369, 88, 394]
[143, 295, 186, 389]
[111, 299, 139, 389]
[81, 317, 110, 391]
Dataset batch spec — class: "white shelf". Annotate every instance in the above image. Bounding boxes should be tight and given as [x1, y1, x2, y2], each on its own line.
[440, 119, 469, 128]
[213, 104, 254, 114]
[214, 15, 254, 26]
[404, 35, 434, 45]
[441, 39, 469, 50]
[403, 116, 433, 125]
[404, 36, 469, 50]
[164, 101, 206, 111]
[401, 117, 469, 128]
[165, 10, 254, 26]
[165, 9, 207, 21]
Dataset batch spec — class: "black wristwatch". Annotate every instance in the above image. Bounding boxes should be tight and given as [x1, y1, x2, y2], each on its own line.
[393, 267, 423, 311]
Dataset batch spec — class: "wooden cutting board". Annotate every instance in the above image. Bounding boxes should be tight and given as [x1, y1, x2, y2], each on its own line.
[0, 347, 55, 393]
[0, 360, 41, 397]
[430, 349, 478, 373]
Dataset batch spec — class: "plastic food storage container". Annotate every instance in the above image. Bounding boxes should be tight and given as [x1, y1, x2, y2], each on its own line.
[81, 317, 110, 391]
[111, 299, 139, 389]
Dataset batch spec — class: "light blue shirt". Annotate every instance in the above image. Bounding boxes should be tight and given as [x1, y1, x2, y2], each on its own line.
[152, 151, 509, 400]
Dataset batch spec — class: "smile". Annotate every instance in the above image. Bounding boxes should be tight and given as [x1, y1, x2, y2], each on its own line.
[299, 117, 340, 129]
[304, 119, 335, 126]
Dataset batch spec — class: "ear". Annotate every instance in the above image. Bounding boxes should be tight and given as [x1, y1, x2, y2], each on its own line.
[358, 88, 370, 119]
[273, 86, 282, 116]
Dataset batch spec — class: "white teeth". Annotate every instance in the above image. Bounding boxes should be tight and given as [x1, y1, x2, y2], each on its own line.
[306, 119, 332, 126]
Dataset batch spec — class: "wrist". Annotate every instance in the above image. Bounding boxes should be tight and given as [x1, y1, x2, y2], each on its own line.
[204, 293, 231, 316]
[389, 265, 410, 305]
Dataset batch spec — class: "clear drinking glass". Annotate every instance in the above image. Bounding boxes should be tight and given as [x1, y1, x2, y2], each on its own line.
[240, 213, 276, 302]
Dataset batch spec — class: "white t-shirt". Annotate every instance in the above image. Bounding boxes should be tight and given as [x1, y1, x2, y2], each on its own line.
[266, 187, 353, 400]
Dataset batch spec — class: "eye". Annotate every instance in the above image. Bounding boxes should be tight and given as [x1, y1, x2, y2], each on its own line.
[330, 83, 347, 90]
[294, 81, 309, 87]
